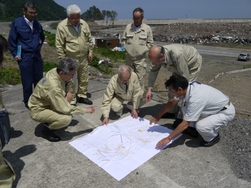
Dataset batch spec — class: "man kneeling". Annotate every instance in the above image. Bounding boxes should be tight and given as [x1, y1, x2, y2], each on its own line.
[150, 75, 235, 148]
[28, 57, 95, 142]
[101, 65, 143, 125]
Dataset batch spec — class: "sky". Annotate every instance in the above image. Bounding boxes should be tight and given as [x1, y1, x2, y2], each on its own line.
[54, 0, 251, 19]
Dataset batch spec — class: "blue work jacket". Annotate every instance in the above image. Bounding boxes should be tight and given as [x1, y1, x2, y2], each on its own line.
[8, 16, 45, 59]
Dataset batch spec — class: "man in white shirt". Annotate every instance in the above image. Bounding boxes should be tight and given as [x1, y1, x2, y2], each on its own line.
[150, 75, 235, 147]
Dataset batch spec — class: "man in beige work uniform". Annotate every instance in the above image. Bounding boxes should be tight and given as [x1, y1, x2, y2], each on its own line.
[56, 4, 94, 105]
[121, 7, 153, 94]
[28, 57, 96, 142]
[101, 65, 143, 125]
[146, 44, 202, 124]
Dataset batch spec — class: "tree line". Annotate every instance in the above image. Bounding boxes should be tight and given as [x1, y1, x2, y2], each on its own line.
[82, 6, 118, 25]
[0, 0, 118, 23]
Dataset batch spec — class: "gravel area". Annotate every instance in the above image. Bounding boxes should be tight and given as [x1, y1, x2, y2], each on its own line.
[220, 116, 251, 181]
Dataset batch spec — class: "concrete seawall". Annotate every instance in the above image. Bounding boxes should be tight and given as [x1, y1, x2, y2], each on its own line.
[95, 18, 251, 26]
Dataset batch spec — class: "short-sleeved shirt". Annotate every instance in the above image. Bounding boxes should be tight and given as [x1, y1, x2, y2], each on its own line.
[181, 82, 229, 121]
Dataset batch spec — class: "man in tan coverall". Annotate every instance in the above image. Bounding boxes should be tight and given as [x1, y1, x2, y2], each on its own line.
[146, 44, 202, 123]
[28, 57, 96, 142]
[101, 65, 143, 125]
[121, 7, 153, 93]
[56, 4, 94, 105]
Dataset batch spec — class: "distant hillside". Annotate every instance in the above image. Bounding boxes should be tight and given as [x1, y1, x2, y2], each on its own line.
[0, 0, 66, 21]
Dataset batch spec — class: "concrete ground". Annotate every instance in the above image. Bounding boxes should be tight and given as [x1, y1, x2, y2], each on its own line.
[2, 79, 251, 188]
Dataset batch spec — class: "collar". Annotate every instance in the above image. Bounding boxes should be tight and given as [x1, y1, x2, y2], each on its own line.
[23, 15, 34, 25]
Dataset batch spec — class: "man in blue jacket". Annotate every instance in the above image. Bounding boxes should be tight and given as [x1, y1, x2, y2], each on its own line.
[8, 1, 45, 109]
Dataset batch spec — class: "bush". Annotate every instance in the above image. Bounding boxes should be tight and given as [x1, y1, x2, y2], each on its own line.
[44, 31, 56, 47]
[94, 47, 126, 62]
[43, 61, 57, 72]
[89, 55, 113, 74]
[0, 67, 21, 85]
[243, 64, 251, 69]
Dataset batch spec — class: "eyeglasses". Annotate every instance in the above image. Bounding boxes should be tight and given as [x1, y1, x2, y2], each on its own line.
[69, 17, 80, 21]
[27, 11, 37, 16]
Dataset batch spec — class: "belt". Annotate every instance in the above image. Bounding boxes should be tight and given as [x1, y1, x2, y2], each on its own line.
[220, 100, 231, 111]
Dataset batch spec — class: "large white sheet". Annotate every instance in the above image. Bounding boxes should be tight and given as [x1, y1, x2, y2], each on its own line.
[69, 116, 181, 181]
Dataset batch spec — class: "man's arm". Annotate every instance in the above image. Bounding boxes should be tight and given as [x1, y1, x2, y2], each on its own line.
[85, 23, 94, 61]
[146, 26, 154, 49]
[156, 120, 190, 148]
[150, 98, 179, 124]
[146, 64, 162, 102]
[8, 20, 18, 58]
[121, 25, 128, 47]
[55, 25, 66, 60]
[101, 78, 116, 124]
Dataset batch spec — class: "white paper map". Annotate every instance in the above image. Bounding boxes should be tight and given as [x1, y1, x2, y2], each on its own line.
[69, 116, 181, 181]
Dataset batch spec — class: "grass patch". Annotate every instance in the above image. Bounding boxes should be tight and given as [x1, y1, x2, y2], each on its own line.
[43, 61, 58, 72]
[243, 64, 251, 69]
[89, 56, 113, 74]
[44, 31, 55, 47]
[0, 61, 58, 85]
[0, 67, 21, 85]
[94, 47, 126, 62]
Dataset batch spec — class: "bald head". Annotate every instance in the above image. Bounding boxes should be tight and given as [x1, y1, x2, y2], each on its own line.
[118, 65, 132, 84]
[148, 45, 165, 65]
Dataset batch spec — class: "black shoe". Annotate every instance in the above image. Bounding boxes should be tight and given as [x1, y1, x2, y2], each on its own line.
[42, 125, 61, 142]
[200, 134, 220, 147]
[87, 93, 92, 98]
[183, 127, 199, 138]
[78, 97, 93, 105]
[161, 112, 175, 119]
[25, 103, 29, 109]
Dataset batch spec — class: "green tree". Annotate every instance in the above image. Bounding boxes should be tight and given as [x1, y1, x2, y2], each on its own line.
[110, 11, 118, 26]
[0, 0, 66, 21]
[82, 5, 103, 21]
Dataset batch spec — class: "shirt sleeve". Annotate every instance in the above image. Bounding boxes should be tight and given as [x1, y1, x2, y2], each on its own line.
[146, 27, 154, 50]
[86, 24, 94, 55]
[171, 51, 190, 80]
[8, 20, 18, 57]
[48, 87, 86, 115]
[55, 25, 66, 60]
[148, 64, 161, 88]
[101, 79, 116, 117]
[121, 25, 127, 47]
[132, 76, 143, 109]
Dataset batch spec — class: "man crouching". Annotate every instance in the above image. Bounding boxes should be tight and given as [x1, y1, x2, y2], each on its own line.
[28, 57, 96, 142]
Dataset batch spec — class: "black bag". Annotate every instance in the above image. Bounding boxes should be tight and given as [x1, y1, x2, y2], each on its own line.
[0, 109, 11, 148]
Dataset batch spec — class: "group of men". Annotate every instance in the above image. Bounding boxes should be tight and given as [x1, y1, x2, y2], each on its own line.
[7, 2, 235, 148]
[0, 2, 236, 186]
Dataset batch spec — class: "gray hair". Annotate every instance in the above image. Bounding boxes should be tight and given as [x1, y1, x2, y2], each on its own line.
[133, 7, 144, 17]
[117, 65, 132, 75]
[23, 1, 36, 11]
[56, 57, 78, 74]
[67, 4, 81, 16]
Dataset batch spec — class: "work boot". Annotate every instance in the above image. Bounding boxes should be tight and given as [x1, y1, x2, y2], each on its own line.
[200, 134, 220, 147]
[78, 97, 93, 105]
[42, 124, 61, 142]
